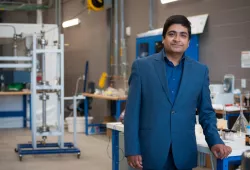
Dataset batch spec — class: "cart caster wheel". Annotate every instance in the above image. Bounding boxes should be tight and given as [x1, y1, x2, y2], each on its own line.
[19, 155, 23, 161]
[14, 148, 18, 153]
[77, 153, 81, 159]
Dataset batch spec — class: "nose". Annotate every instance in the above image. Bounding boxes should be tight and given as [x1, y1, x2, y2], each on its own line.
[174, 34, 181, 42]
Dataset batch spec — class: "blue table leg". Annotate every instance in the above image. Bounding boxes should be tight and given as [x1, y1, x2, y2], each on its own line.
[217, 158, 228, 170]
[29, 95, 32, 130]
[112, 129, 119, 170]
[226, 114, 229, 129]
[23, 95, 27, 128]
[84, 98, 89, 135]
[116, 100, 121, 120]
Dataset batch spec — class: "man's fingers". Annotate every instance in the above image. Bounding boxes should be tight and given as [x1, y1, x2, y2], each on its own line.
[225, 146, 232, 157]
[135, 156, 143, 169]
[138, 155, 142, 164]
[219, 147, 225, 159]
[222, 147, 228, 159]
[135, 160, 143, 169]
[129, 162, 136, 169]
[212, 149, 219, 158]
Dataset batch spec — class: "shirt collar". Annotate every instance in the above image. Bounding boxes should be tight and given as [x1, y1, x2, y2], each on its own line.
[162, 48, 185, 65]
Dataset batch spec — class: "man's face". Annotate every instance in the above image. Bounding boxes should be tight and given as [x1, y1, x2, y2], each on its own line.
[162, 24, 190, 54]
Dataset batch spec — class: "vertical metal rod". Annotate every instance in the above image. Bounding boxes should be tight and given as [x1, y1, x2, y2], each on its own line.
[55, 0, 61, 45]
[120, 0, 127, 92]
[58, 0, 62, 44]
[37, 0, 43, 24]
[32, 34, 37, 149]
[60, 34, 65, 148]
[73, 96, 77, 147]
[106, 8, 112, 80]
[84, 98, 88, 135]
[41, 39, 47, 130]
[114, 0, 119, 76]
[149, 0, 154, 30]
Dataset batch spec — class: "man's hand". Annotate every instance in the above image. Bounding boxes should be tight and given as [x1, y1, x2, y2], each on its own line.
[127, 155, 143, 169]
[211, 144, 232, 159]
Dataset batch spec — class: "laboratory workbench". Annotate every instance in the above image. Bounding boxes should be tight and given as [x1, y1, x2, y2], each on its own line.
[0, 91, 31, 95]
[0, 90, 31, 128]
[215, 109, 250, 129]
[106, 122, 249, 170]
[82, 93, 127, 101]
[82, 93, 127, 135]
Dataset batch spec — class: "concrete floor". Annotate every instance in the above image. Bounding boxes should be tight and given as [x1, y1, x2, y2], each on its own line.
[0, 128, 210, 170]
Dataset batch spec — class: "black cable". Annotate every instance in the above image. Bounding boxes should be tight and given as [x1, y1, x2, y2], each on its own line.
[67, 7, 88, 21]
[106, 124, 125, 162]
[62, 0, 74, 4]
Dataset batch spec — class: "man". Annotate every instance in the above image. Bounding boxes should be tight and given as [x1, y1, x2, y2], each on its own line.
[124, 15, 232, 170]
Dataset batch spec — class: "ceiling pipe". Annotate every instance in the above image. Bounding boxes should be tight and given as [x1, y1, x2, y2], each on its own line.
[36, 0, 43, 24]
[113, 0, 119, 76]
[149, 0, 154, 30]
[120, 0, 127, 79]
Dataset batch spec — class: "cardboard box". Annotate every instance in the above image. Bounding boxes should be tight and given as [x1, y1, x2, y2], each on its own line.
[102, 116, 117, 137]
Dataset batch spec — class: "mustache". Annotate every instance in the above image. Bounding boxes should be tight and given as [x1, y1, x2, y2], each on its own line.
[171, 44, 183, 46]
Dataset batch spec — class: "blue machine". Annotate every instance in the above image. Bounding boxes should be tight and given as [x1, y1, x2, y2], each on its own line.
[136, 29, 199, 61]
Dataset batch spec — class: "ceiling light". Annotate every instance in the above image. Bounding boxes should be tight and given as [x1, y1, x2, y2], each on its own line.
[161, 0, 179, 4]
[62, 18, 80, 28]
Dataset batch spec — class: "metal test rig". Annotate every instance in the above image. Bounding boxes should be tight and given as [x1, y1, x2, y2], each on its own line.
[14, 32, 81, 161]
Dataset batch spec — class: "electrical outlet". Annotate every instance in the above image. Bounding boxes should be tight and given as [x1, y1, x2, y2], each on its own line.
[241, 79, 246, 88]
[126, 27, 131, 36]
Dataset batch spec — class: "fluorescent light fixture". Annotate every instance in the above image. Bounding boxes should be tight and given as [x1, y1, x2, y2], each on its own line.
[62, 18, 80, 28]
[161, 0, 179, 4]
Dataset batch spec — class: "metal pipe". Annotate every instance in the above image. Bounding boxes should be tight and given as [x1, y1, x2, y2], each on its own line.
[106, 7, 112, 82]
[13, 35, 17, 57]
[55, 0, 61, 46]
[120, 0, 127, 79]
[36, 0, 43, 24]
[114, 0, 119, 76]
[0, 25, 16, 34]
[149, 0, 154, 30]
[42, 92, 47, 130]
[58, 0, 62, 44]
[39, 33, 49, 133]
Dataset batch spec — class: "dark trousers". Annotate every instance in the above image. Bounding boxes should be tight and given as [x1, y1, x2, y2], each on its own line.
[143, 145, 192, 170]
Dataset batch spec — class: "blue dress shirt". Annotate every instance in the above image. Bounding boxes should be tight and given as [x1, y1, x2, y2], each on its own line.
[163, 50, 185, 104]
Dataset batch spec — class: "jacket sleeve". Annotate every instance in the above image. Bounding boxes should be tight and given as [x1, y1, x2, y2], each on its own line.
[124, 60, 141, 156]
[197, 66, 224, 148]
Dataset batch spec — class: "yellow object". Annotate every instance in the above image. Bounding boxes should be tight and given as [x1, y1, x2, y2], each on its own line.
[98, 72, 108, 89]
[87, 0, 104, 11]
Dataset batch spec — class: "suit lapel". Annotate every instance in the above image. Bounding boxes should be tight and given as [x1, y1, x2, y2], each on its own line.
[174, 57, 193, 106]
[153, 51, 173, 105]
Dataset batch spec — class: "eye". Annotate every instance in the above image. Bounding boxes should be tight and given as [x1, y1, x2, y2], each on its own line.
[168, 32, 175, 37]
[181, 33, 188, 38]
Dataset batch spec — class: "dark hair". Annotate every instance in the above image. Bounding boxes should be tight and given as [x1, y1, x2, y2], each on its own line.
[162, 15, 191, 40]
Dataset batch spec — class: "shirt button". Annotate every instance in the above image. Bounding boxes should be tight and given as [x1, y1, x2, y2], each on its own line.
[173, 78, 175, 81]
[171, 110, 175, 114]
[172, 91, 174, 93]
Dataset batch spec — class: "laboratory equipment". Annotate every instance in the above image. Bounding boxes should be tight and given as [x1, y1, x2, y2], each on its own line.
[14, 33, 81, 161]
[244, 91, 250, 108]
[209, 74, 235, 105]
[209, 84, 234, 105]
[241, 150, 250, 170]
[232, 94, 248, 135]
[223, 74, 235, 93]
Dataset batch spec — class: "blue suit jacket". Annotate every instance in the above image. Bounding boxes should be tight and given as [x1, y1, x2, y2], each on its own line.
[124, 50, 224, 169]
